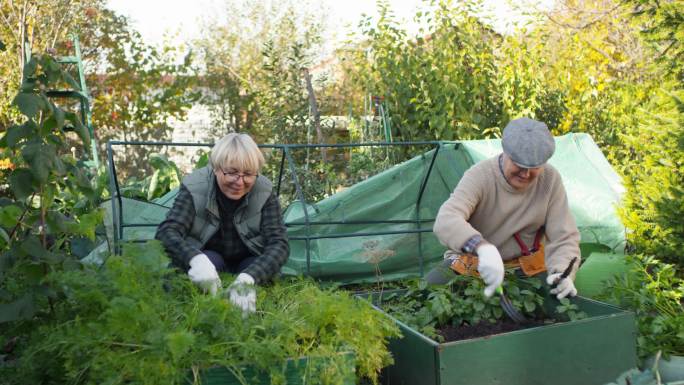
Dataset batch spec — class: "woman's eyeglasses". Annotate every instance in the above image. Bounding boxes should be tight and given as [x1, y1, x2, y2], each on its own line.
[218, 168, 257, 183]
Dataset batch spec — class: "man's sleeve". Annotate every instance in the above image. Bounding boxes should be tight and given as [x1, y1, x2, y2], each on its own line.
[242, 193, 290, 284]
[543, 173, 581, 279]
[433, 167, 484, 253]
[155, 185, 202, 270]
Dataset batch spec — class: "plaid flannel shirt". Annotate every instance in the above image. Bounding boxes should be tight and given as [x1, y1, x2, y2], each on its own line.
[155, 184, 289, 284]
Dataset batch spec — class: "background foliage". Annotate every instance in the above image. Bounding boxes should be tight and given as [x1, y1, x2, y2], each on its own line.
[0, 0, 198, 179]
[195, 0, 327, 144]
[343, 0, 504, 141]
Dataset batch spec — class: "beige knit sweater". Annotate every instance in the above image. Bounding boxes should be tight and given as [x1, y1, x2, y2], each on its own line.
[433, 155, 581, 277]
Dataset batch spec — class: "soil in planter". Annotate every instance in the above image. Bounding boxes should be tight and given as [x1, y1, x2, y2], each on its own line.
[439, 318, 552, 342]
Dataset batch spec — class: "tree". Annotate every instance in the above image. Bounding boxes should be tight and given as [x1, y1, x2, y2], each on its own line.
[345, 0, 528, 141]
[0, 0, 106, 128]
[525, 0, 651, 166]
[626, 0, 684, 80]
[0, 1, 199, 177]
[85, 9, 199, 176]
[194, 0, 327, 143]
[617, 0, 684, 266]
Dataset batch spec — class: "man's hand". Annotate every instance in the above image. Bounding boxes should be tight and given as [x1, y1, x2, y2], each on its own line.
[546, 273, 578, 299]
[229, 273, 256, 315]
[476, 244, 504, 298]
[188, 253, 221, 295]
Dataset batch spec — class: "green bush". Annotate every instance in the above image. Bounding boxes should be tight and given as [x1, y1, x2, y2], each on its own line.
[619, 86, 684, 266]
[600, 255, 684, 360]
[0, 53, 103, 326]
[350, 0, 505, 141]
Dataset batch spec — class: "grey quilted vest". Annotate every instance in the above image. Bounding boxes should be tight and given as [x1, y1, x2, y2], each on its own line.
[182, 166, 273, 256]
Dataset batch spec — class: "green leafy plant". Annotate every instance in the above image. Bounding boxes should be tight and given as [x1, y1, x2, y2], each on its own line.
[618, 87, 684, 267]
[601, 255, 684, 360]
[348, 0, 504, 142]
[0, 53, 103, 324]
[380, 273, 547, 341]
[2, 241, 399, 385]
[555, 298, 588, 322]
[117, 153, 182, 201]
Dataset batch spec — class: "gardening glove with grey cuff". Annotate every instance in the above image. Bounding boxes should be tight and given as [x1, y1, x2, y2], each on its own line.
[546, 273, 577, 299]
[476, 244, 504, 298]
[228, 273, 256, 315]
[188, 253, 221, 296]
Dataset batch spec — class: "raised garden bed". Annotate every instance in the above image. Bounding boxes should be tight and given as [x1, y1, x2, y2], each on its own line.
[360, 291, 637, 385]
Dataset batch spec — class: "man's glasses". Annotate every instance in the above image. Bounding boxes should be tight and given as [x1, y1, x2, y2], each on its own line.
[218, 168, 257, 183]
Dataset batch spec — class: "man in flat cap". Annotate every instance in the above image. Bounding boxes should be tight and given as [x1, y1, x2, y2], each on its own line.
[426, 117, 581, 300]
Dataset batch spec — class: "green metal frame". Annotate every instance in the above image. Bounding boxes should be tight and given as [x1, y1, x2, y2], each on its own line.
[106, 140, 450, 275]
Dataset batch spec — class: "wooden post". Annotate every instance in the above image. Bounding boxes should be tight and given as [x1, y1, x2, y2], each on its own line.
[302, 68, 326, 161]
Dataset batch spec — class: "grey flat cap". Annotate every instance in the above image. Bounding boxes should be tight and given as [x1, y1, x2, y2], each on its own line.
[502, 118, 555, 168]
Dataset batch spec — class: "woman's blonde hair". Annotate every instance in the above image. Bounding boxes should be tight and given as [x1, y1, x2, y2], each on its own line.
[209, 133, 265, 173]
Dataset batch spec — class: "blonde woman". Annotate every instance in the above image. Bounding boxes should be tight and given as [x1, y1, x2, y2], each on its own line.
[156, 133, 289, 313]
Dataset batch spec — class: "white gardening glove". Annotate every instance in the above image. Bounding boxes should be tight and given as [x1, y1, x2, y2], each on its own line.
[476, 244, 504, 298]
[546, 273, 578, 299]
[188, 253, 221, 296]
[228, 273, 256, 315]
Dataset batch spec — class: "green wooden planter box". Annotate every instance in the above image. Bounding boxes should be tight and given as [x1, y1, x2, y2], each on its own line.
[369, 295, 637, 385]
[188, 352, 356, 385]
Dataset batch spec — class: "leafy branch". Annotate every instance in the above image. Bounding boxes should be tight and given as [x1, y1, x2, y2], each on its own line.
[0, 52, 103, 324]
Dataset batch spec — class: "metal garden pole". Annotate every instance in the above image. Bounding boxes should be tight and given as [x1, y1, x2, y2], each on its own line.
[415, 143, 441, 277]
[283, 146, 312, 275]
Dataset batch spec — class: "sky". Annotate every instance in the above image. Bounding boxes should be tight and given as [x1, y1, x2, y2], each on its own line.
[106, 0, 555, 52]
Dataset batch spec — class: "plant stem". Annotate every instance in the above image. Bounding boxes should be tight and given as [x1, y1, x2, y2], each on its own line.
[105, 341, 152, 349]
[7, 192, 35, 242]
